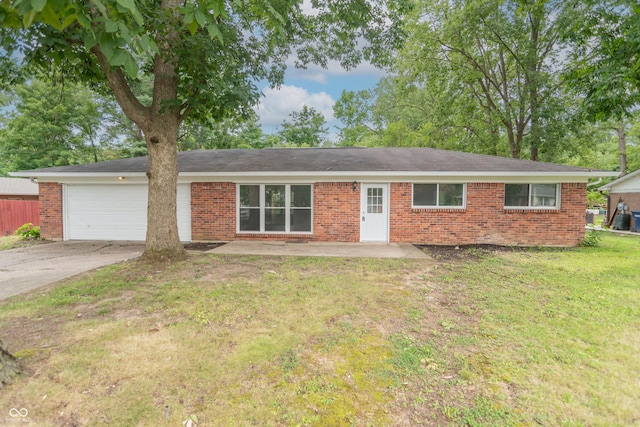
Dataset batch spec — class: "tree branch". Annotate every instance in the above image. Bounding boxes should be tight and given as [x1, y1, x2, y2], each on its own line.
[91, 46, 150, 128]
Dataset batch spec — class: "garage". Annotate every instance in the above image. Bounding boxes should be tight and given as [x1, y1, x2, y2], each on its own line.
[63, 184, 191, 241]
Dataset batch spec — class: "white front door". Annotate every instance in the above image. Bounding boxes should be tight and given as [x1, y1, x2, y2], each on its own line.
[360, 183, 389, 242]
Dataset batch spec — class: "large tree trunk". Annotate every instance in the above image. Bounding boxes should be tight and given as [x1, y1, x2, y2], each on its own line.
[144, 117, 184, 257]
[0, 340, 21, 389]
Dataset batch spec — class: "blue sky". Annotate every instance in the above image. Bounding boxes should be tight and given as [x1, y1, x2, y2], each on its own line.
[254, 60, 384, 141]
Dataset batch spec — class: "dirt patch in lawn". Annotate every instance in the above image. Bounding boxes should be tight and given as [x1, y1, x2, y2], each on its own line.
[415, 244, 535, 261]
[183, 242, 227, 251]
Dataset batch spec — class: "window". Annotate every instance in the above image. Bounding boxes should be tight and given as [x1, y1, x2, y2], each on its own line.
[238, 184, 312, 233]
[367, 187, 383, 213]
[504, 184, 559, 208]
[413, 183, 465, 208]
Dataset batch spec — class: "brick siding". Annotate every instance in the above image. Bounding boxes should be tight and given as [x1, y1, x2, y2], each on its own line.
[191, 182, 236, 241]
[38, 182, 63, 240]
[190, 181, 586, 246]
[390, 182, 586, 246]
[312, 182, 360, 242]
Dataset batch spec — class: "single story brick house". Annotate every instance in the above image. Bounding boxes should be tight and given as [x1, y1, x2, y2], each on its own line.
[599, 168, 640, 231]
[11, 147, 616, 246]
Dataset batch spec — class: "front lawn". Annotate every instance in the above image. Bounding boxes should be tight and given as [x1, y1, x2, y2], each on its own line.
[1, 233, 638, 426]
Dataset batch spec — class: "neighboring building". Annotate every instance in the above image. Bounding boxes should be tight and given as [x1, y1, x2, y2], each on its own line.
[599, 168, 640, 231]
[0, 177, 39, 200]
[11, 147, 616, 246]
[0, 177, 40, 235]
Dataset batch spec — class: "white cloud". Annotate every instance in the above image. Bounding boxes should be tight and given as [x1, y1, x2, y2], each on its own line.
[286, 57, 385, 84]
[255, 85, 335, 127]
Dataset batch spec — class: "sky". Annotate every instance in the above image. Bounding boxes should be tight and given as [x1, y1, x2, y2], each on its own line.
[252, 0, 386, 141]
[254, 59, 384, 142]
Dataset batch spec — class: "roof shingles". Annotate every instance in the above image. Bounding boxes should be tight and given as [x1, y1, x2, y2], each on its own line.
[13, 147, 602, 175]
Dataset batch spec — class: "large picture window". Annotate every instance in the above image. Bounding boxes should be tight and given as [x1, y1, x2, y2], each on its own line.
[238, 184, 312, 233]
[413, 183, 465, 208]
[504, 184, 559, 208]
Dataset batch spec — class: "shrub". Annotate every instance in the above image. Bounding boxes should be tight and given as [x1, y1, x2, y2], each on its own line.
[14, 223, 41, 240]
[581, 230, 602, 247]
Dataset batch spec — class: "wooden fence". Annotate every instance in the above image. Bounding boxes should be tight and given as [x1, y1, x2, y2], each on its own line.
[0, 200, 40, 236]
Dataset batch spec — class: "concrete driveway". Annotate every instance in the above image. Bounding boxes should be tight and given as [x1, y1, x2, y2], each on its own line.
[0, 241, 144, 301]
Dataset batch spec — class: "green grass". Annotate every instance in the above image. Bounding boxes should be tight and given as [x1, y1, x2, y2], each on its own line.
[0, 234, 638, 426]
[0, 235, 23, 250]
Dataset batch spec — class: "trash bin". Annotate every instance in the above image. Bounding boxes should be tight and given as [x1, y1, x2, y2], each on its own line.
[632, 211, 640, 232]
[586, 212, 594, 225]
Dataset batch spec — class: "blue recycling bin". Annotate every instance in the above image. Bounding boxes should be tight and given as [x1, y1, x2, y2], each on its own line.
[632, 211, 640, 232]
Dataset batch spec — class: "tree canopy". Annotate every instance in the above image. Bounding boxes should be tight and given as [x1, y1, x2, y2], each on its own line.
[277, 105, 328, 147]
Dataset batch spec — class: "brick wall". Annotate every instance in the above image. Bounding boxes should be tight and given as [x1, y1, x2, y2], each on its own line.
[190, 181, 586, 246]
[39, 182, 63, 240]
[312, 182, 360, 242]
[191, 182, 236, 241]
[190, 182, 361, 243]
[390, 182, 586, 246]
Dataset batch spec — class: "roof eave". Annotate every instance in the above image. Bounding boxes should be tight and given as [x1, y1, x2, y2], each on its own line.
[11, 170, 617, 181]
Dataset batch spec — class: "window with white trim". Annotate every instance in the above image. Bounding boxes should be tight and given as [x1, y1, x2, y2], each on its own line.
[504, 184, 559, 208]
[413, 183, 465, 208]
[238, 184, 312, 233]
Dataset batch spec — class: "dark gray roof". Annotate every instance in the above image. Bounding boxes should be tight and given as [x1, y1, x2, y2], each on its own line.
[14, 147, 603, 174]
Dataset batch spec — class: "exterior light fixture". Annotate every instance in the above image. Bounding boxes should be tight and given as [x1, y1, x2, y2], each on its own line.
[352, 181, 357, 192]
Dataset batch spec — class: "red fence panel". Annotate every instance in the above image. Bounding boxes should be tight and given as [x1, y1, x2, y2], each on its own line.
[0, 200, 40, 236]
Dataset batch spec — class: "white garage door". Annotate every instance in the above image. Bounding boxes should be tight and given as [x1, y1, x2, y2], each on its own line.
[64, 184, 191, 241]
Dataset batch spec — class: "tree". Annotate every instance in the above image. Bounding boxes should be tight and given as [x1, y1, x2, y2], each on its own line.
[178, 113, 274, 151]
[1, 0, 409, 258]
[334, 89, 380, 145]
[374, 0, 576, 160]
[277, 105, 328, 147]
[563, 0, 640, 176]
[0, 79, 130, 175]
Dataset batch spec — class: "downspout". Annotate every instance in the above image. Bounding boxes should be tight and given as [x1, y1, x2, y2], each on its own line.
[586, 178, 602, 187]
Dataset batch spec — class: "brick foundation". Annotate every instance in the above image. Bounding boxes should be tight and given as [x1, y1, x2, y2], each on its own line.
[38, 182, 63, 240]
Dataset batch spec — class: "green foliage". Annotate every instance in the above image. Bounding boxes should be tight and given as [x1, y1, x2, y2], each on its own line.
[333, 0, 610, 163]
[178, 113, 275, 151]
[1, 0, 409, 126]
[0, 79, 136, 174]
[581, 230, 603, 247]
[564, 1, 640, 122]
[276, 105, 328, 147]
[378, 0, 575, 159]
[334, 89, 380, 145]
[14, 223, 40, 240]
[587, 190, 607, 208]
